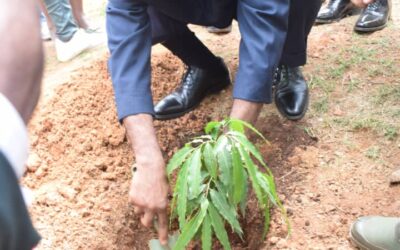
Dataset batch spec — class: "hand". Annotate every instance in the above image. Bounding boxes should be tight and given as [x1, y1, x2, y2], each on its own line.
[130, 159, 169, 245]
[123, 114, 169, 245]
[351, 0, 375, 8]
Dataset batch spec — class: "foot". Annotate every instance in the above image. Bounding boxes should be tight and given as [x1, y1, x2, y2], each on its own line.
[154, 57, 231, 120]
[354, 0, 390, 32]
[207, 25, 232, 34]
[274, 65, 309, 121]
[55, 29, 105, 62]
[316, 0, 359, 23]
[350, 216, 400, 250]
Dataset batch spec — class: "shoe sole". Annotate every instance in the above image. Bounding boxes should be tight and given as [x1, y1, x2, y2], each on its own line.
[354, 23, 388, 32]
[154, 80, 230, 120]
[349, 223, 385, 250]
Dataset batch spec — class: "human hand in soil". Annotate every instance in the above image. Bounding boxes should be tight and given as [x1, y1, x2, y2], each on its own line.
[123, 114, 170, 245]
[351, 0, 375, 7]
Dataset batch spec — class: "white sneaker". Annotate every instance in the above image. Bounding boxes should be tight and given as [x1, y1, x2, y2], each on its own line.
[55, 29, 105, 62]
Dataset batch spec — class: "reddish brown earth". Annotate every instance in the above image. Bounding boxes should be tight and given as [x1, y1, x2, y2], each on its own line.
[24, 11, 400, 250]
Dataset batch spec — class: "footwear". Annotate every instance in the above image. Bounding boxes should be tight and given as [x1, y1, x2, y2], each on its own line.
[354, 0, 391, 32]
[274, 65, 309, 121]
[55, 29, 105, 62]
[350, 216, 400, 250]
[207, 25, 232, 34]
[316, 0, 359, 24]
[154, 58, 230, 120]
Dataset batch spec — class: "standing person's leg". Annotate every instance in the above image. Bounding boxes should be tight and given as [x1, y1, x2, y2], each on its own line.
[43, 0, 78, 42]
[147, 7, 232, 120]
[43, 0, 103, 61]
[274, 0, 322, 120]
[69, 0, 89, 29]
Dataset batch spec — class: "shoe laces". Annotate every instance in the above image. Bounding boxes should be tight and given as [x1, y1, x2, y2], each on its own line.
[181, 66, 195, 91]
[366, 0, 381, 10]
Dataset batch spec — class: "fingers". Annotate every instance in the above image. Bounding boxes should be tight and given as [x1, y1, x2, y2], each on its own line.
[157, 210, 169, 246]
[141, 210, 155, 228]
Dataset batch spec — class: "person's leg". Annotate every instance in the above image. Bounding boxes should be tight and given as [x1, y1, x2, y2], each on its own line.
[43, 0, 78, 42]
[147, 7, 231, 119]
[69, 0, 89, 29]
[274, 0, 322, 120]
[280, 0, 322, 67]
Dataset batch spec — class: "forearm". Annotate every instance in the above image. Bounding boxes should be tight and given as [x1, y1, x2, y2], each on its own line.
[123, 114, 164, 168]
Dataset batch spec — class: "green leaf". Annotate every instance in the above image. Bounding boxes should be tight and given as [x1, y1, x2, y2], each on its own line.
[174, 200, 209, 250]
[205, 121, 222, 139]
[228, 118, 268, 143]
[228, 119, 244, 133]
[257, 172, 277, 206]
[205, 121, 220, 134]
[167, 146, 193, 176]
[263, 200, 271, 239]
[203, 143, 218, 179]
[187, 148, 203, 200]
[228, 131, 267, 168]
[175, 158, 190, 228]
[239, 170, 249, 216]
[237, 145, 265, 207]
[210, 189, 243, 236]
[201, 214, 212, 250]
[215, 136, 232, 187]
[231, 146, 245, 205]
[208, 203, 232, 250]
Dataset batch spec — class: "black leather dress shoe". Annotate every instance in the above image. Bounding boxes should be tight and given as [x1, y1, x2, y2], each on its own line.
[154, 58, 230, 120]
[274, 65, 309, 121]
[354, 0, 390, 32]
[316, 0, 358, 23]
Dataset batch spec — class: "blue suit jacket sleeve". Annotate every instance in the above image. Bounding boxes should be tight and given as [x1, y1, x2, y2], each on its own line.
[234, 0, 289, 104]
[106, 0, 154, 121]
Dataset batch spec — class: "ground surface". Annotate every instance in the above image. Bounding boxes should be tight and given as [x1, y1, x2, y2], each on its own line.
[24, 1, 400, 249]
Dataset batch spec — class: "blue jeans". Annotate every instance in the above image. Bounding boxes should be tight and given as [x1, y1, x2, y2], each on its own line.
[43, 0, 78, 42]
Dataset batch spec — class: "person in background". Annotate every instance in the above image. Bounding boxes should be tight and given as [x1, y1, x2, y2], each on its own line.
[0, 0, 44, 249]
[316, 0, 391, 33]
[38, 0, 103, 62]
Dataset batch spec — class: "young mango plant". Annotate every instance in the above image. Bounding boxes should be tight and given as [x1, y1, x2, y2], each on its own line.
[167, 118, 289, 250]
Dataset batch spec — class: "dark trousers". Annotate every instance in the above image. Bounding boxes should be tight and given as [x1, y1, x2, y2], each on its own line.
[0, 152, 40, 250]
[149, 7, 222, 71]
[280, 0, 322, 67]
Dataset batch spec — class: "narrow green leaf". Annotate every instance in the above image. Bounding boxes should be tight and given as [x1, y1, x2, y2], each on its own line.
[174, 200, 209, 250]
[175, 158, 190, 228]
[228, 118, 268, 143]
[237, 146, 265, 207]
[263, 200, 271, 239]
[201, 215, 212, 250]
[208, 203, 232, 250]
[167, 146, 193, 176]
[231, 146, 245, 205]
[203, 143, 218, 179]
[257, 172, 277, 206]
[228, 119, 244, 133]
[205, 121, 220, 134]
[187, 148, 203, 200]
[229, 131, 267, 168]
[210, 189, 243, 236]
[215, 136, 232, 187]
